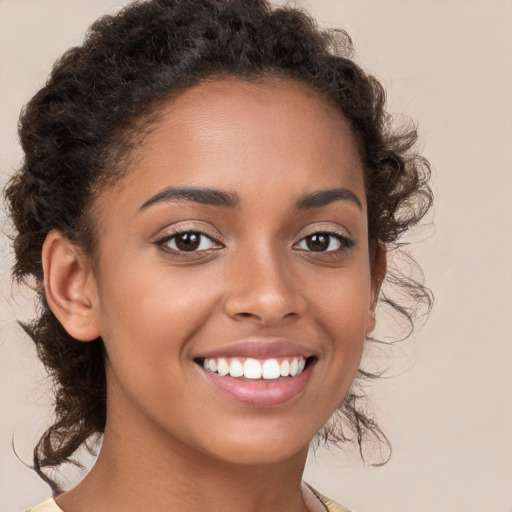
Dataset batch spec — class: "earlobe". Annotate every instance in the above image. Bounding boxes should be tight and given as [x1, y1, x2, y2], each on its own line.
[366, 244, 387, 337]
[42, 229, 100, 342]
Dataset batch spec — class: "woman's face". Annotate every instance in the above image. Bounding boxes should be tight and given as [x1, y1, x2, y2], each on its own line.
[90, 78, 379, 465]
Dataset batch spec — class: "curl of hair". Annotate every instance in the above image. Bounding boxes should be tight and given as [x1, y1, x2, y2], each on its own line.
[4, 0, 432, 491]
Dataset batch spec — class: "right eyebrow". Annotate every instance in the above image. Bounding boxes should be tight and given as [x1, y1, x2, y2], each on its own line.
[138, 186, 240, 212]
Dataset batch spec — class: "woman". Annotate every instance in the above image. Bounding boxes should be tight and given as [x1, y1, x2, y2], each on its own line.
[4, 0, 432, 510]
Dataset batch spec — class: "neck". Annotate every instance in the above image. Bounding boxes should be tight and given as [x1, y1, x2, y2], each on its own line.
[55, 404, 312, 512]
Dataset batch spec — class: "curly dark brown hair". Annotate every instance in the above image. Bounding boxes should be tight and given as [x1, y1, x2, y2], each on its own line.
[4, 0, 432, 491]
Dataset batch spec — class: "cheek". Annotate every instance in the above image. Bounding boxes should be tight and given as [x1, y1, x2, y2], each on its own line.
[96, 258, 220, 365]
[307, 263, 372, 381]
[95, 263, 219, 430]
[311, 265, 372, 336]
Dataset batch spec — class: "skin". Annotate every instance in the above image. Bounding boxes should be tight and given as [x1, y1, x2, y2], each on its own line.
[43, 78, 385, 512]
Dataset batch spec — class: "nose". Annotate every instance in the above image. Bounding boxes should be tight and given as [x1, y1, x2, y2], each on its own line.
[223, 244, 305, 327]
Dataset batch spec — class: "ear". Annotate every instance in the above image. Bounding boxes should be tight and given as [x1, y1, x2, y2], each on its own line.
[42, 229, 100, 342]
[366, 243, 387, 336]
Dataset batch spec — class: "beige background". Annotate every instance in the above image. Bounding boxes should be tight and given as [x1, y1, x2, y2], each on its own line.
[1, 0, 511, 511]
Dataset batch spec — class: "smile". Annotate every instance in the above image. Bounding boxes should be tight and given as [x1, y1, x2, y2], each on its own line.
[196, 355, 316, 407]
[202, 356, 308, 380]
[194, 338, 318, 407]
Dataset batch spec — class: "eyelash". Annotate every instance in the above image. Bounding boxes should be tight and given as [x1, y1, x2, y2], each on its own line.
[294, 230, 355, 255]
[154, 228, 355, 256]
[155, 228, 222, 255]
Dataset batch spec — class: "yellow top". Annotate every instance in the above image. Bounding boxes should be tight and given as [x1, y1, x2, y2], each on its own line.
[310, 487, 352, 512]
[26, 499, 60, 512]
[27, 486, 351, 512]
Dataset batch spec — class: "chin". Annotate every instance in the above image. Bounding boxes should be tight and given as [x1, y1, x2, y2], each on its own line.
[213, 443, 308, 467]
[196, 423, 314, 467]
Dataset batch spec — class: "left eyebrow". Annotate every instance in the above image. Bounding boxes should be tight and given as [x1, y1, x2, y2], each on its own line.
[295, 188, 363, 211]
[138, 186, 240, 212]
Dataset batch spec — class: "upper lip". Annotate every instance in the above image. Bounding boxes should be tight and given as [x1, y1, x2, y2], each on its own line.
[195, 337, 317, 360]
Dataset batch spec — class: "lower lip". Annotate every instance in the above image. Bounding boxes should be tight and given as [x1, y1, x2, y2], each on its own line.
[199, 361, 315, 407]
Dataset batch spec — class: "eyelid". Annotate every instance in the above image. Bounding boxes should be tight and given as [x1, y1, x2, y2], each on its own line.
[152, 221, 223, 241]
[160, 231, 221, 251]
[295, 223, 354, 241]
[293, 225, 356, 252]
[153, 222, 224, 253]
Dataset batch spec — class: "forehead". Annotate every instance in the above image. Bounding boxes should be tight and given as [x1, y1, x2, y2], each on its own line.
[112, 77, 365, 208]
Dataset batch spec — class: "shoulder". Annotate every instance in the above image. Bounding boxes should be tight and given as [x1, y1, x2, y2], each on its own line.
[306, 484, 354, 512]
[26, 498, 63, 512]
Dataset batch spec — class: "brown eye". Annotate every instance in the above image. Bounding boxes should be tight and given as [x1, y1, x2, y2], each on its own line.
[295, 231, 355, 253]
[175, 232, 201, 251]
[157, 231, 221, 253]
[305, 234, 330, 251]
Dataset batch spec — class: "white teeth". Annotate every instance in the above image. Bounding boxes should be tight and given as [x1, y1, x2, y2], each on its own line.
[289, 358, 299, 376]
[229, 358, 244, 377]
[262, 359, 281, 379]
[202, 356, 308, 380]
[217, 358, 229, 376]
[244, 358, 262, 379]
